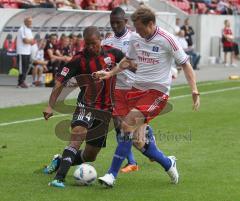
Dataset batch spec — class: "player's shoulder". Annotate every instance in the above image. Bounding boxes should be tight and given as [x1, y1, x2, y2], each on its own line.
[103, 45, 121, 53]
[156, 27, 176, 40]
[69, 53, 82, 63]
[129, 32, 141, 41]
[155, 27, 179, 45]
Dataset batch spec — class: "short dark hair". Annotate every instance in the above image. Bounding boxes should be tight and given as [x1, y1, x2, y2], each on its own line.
[131, 7, 156, 25]
[83, 26, 101, 39]
[110, 7, 125, 17]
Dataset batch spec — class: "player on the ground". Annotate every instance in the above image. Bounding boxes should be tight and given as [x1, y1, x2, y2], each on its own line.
[102, 7, 156, 173]
[43, 26, 125, 188]
[96, 7, 200, 187]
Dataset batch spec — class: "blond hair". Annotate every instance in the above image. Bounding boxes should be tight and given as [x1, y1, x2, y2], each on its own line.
[131, 7, 156, 26]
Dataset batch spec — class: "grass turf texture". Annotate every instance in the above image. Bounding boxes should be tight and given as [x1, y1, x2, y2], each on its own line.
[0, 80, 240, 201]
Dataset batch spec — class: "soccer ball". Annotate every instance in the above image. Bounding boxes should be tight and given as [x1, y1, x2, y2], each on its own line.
[73, 164, 97, 185]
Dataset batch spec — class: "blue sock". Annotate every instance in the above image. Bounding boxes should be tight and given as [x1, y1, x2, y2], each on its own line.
[109, 132, 133, 178]
[126, 149, 136, 165]
[116, 130, 136, 165]
[142, 141, 172, 171]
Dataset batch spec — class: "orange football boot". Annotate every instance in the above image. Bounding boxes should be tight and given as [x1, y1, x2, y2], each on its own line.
[120, 164, 139, 173]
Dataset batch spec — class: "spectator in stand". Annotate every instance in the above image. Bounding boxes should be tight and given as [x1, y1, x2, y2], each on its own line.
[76, 33, 84, 53]
[31, 39, 48, 86]
[71, 33, 84, 55]
[80, 0, 97, 10]
[16, 17, 34, 88]
[181, 18, 195, 47]
[3, 34, 17, 69]
[119, 0, 133, 11]
[175, 18, 181, 35]
[56, 0, 81, 9]
[216, 0, 232, 14]
[58, 36, 72, 69]
[108, 0, 117, 10]
[44, 34, 71, 84]
[176, 30, 201, 70]
[222, 19, 236, 67]
[105, 32, 113, 39]
[39, 0, 56, 8]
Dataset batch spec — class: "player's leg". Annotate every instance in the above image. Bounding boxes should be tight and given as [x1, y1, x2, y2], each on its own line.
[99, 108, 144, 187]
[49, 125, 87, 188]
[49, 106, 96, 188]
[131, 91, 179, 184]
[114, 117, 139, 173]
[72, 144, 101, 165]
[32, 65, 37, 85]
[37, 66, 43, 84]
[72, 116, 110, 166]
[113, 89, 139, 173]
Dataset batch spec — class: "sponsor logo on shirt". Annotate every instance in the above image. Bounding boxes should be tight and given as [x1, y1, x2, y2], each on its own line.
[61, 67, 70, 76]
[104, 56, 112, 66]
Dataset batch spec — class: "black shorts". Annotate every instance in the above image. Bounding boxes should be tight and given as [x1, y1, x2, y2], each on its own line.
[71, 105, 112, 148]
[223, 46, 233, 52]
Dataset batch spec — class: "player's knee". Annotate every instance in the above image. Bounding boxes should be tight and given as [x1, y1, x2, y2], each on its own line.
[71, 126, 87, 135]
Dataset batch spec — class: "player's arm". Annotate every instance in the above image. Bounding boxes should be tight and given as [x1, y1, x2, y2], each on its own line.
[20, 28, 34, 45]
[93, 57, 137, 80]
[181, 62, 200, 111]
[43, 80, 64, 120]
[168, 34, 200, 111]
[43, 56, 81, 120]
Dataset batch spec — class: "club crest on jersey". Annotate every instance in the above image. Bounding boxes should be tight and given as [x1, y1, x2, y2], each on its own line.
[104, 57, 112, 66]
[152, 46, 159, 52]
[61, 67, 70, 76]
[123, 41, 129, 46]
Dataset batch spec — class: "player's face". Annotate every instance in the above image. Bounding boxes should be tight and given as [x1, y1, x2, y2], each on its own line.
[84, 34, 101, 55]
[110, 15, 127, 35]
[133, 20, 153, 39]
[25, 18, 32, 28]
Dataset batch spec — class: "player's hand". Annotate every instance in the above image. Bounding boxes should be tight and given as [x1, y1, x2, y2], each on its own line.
[120, 60, 137, 71]
[92, 70, 112, 80]
[192, 92, 200, 111]
[43, 106, 53, 120]
[64, 56, 72, 62]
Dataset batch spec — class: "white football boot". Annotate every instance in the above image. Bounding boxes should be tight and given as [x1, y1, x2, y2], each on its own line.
[98, 173, 115, 188]
[167, 156, 179, 184]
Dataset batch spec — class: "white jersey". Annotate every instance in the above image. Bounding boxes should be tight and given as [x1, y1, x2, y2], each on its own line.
[17, 25, 33, 55]
[102, 29, 135, 89]
[126, 27, 188, 95]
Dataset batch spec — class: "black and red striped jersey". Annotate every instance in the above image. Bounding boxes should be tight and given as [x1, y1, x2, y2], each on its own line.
[56, 45, 125, 111]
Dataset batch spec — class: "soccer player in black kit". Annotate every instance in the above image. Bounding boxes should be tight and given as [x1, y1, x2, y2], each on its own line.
[43, 26, 125, 188]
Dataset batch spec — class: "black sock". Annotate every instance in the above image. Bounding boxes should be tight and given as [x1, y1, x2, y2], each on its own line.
[72, 150, 85, 166]
[55, 146, 77, 181]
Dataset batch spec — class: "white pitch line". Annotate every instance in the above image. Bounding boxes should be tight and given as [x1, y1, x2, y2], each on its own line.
[0, 114, 69, 127]
[0, 86, 240, 127]
[172, 80, 239, 90]
[171, 86, 240, 100]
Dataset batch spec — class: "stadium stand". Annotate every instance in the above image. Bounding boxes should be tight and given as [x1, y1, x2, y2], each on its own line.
[168, 0, 240, 14]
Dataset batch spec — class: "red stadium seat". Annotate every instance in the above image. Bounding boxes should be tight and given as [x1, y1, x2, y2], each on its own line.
[197, 2, 207, 14]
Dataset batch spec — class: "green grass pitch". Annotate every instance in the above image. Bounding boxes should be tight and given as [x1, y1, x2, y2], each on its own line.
[0, 80, 240, 201]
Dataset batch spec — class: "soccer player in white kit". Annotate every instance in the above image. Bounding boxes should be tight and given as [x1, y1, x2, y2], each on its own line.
[98, 7, 200, 187]
[102, 7, 140, 173]
[102, 7, 158, 173]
